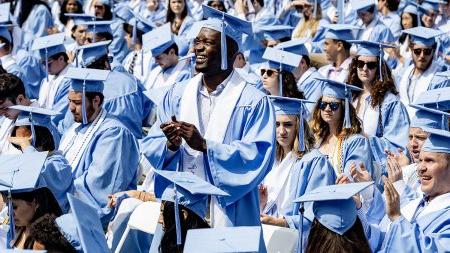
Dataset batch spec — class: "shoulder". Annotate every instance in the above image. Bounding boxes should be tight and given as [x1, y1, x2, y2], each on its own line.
[344, 134, 369, 146]
[96, 114, 136, 137]
[298, 149, 329, 164]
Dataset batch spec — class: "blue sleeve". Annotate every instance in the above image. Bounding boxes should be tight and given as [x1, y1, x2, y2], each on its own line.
[51, 79, 71, 130]
[343, 135, 374, 176]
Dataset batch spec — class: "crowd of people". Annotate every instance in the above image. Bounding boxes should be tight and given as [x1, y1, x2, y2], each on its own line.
[0, 0, 447, 252]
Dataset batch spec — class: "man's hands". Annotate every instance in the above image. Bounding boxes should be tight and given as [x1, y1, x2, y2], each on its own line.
[160, 116, 207, 152]
[383, 177, 402, 221]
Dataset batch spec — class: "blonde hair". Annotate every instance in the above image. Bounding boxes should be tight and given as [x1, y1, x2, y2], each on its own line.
[276, 117, 316, 161]
[292, 5, 322, 39]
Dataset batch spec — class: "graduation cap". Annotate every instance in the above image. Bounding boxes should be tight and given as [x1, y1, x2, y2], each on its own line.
[127, 10, 155, 45]
[201, 4, 253, 70]
[262, 47, 302, 96]
[0, 2, 11, 24]
[348, 40, 396, 81]
[316, 78, 363, 129]
[142, 23, 175, 57]
[403, 3, 419, 15]
[76, 40, 111, 67]
[66, 67, 110, 124]
[322, 24, 361, 41]
[293, 182, 373, 235]
[184, 226, 262, 253]
[421, 127, 450, 153]
[421, 0, 445, 13]
[274, 38, 310, 56]
[31, 33, 67, 81]
[351, 0, 376, 12]
[402, 27, 443, 47]
[269, 96, 315, 151]
[55, 193, 110, 253]
[155, 169, 229, 246]
[64, 13, 96, 25]
[115, 4, 133, 21]
[81, 20, 113, 42]
[9, 105, 61, 148]
[414, 87, 450, 111]
[255, 24, 293, 41]
[410, 104, 449, 131]
[0, 152, 48, 248]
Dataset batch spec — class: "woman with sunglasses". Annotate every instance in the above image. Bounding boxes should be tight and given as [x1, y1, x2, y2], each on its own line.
[310, 78, 374, 178]
[260, 47, 304, 98]
[347, 40, 410, 185]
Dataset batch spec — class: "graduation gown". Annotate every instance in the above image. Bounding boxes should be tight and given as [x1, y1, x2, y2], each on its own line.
[19, 4, 54, 51]
[141, 70, 276, 227]
[296, 67, 324, 115]
[355, 16, 395, 43]
[59, 110, 140, 225]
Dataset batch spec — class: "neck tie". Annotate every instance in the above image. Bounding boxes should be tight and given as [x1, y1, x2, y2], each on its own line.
[128, 52, 138, 74]
[411, 196, 427, 222]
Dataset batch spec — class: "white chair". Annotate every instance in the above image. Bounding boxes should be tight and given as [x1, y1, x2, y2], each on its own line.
[262, 224, 299, 253]
[114, 201, 161, 253]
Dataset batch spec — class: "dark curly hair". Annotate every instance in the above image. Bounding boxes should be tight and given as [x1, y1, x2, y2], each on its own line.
[280, 71, 305, 98]
[346, 56, 398, 108]
[59, 0, 83, 25]
[0, 73, 26, 103]
[29, 214, 77, 253]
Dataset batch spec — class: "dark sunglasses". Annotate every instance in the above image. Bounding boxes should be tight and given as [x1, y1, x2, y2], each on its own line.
[357, 60, 378, 70]
[319, 101, 340, 111]
[413, 48, 433, 56]
[260, 69, 278, 77]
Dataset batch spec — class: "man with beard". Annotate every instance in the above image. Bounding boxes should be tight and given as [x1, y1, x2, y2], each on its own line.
[141, 4, 276, 228]
[398, 27, 444, 117]
[59, 67, 139, 226]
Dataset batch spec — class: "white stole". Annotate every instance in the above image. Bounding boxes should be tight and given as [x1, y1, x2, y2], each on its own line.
[38, 66, 68, 108]
[263, 152, 296, 215]
[402, 192, 450, 222]
[0, 118, 19, 154]
[178, 71, 246, 227]
[59, 109, 106, 171]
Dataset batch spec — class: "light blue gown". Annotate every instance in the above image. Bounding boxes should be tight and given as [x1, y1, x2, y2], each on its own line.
[67, 114, 140, 226]
[19, 4, 54, 51]
[296, 68, 324, 115]
[141, 75, 276, 227]
[16, 52, 45, 100]
[355, 16, 395, 43]
[110, 20, 130, 63]
[174, 16, 194, 57]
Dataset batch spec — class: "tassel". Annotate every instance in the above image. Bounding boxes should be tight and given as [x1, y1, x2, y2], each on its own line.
[379, 44, 383, 82]
[344, 95, 351, 129]
[30, 112, 36, 147]
[45, 48, 48, 82]
[337, 0, 344, 24]
[141, 49, 144, 77]
[220, 13, 227, 70]
[173, 185, 182, 245]
[298, 105, 305, 152]
[75, 49, 79, 67]
[6, 189, 14, 249]
[313, 0, 317, 19]
[82, 79, 88, 124]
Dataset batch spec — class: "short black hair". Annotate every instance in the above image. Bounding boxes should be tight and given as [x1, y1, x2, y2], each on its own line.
[96, 31, 113, 41]
[253, 0, 264, 7]
[163, 43, 179, 56]
[0, 73, 26, 102]
[29, 214, 77, 253]
[123, 23, 144, 44]
[86, 91, 105, 106]
[333, 39, 352, 51]
[86, 54, 109, 70]
[49, 51, 69, 62]
[303, 55, 311, 66]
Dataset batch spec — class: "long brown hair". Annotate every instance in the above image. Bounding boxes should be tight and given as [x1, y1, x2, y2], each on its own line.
[276, 117, 316, 161]
[310, 96, 362, 142]
[306, 218, 372, 253]
[281, 71, 304, 98]
[346, 56, 398, 108]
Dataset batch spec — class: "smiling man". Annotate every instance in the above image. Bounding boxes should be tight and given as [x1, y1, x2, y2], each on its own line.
[141, 5, 275, 228]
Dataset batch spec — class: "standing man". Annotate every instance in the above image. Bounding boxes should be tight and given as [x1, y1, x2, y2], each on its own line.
[141, 5, 276, 227]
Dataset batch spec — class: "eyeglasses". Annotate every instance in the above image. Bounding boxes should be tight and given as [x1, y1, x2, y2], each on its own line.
[260, 69, 278, 77]
[412, 48, 433, 56]
[356, 60, 378, 70]
[319, 101, 340, 111]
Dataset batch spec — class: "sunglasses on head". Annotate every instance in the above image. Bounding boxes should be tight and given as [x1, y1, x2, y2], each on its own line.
[357, 60, 378, 70]
[413, 48, 433, 56]
[260, 69, 278, 77]
[319, 101, 340, 111]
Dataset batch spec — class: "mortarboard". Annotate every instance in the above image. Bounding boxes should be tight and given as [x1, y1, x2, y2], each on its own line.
[76, 40, 111, 67]
[274, 38, 310, 56]
[410, 104, 449, 131]
[402, 27, 443, 47]
[0, 24, 13, 44]
[31, 33, 67, 81]
[127, 10, 155, 45]
[81, 20, 113, 41]
[316, 78, 363, 129]
[155, 169, 229, 246]
[184, 226, 262, 253]
[352, 0, 376, 12]
[115, 4, 133, 22]
[322, 24, 360, 41]
[421, 0, 445, 13]
[269, 96, 315, 151]
[142, 23, 175, 57]
[414, 87, 450, 111]
[293, 182, 374, 235]
[403, 3, 419, 15]
[348, 40, 396, 81]
[421, 127, 450, 153]
[9, 105, 61, 148]
[201, 4, 253, 70]
[64, 13, 96, 25]
[66, 67, 110, 124]
[255, 24, 293, 41]
[0, 2, 11, 24]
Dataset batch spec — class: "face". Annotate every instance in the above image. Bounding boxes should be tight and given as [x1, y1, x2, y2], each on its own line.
[46, 56, 65, 75]
[170, 0, 185, 15]
[408, 127, 428, 163]
[155, 52, 174, 69]
[276, 115, 297, 150]
[68, 91, 96, 123]
[94, 1, 106, 18]
[411, 44, 434, 71]
[147, 0, 159, 11]
[66, 0, 79, 13]
[12, 198, 37, 227]
[209, 0, 226, 11]
[323, 39, 339, 63]
[401, 12, 414, 29]
[377, 0, 385, 11]
[0, 98, 20, 120]
[356, 55, 377, 84]
[73, 25, 87, 46]
[125, 32, 133, 49]
[418, 151, 450, 199]
[358, 10, 374, 25]
[320, 96, 343, 126]
[422, 11, 437, 28]
[260, 68, 279, 95]
[15, 126, 32, 138]
[194, 28, 222, 74]
[302, 4, 313, 18]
